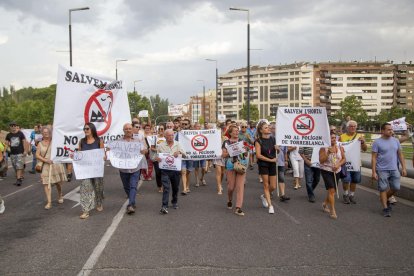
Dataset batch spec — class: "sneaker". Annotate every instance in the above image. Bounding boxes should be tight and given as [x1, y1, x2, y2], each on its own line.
[195, 182, 200, 187]
[16, 179, 22, 186]
[235, 208, 245, 216]
[159, 207, 168, 214]
[173, 203, 179, 209]
[126, 206, 135, 215]
[387, 201, 393, 211]
[260, 194, 269, 208]
[268, 205, 275, 214]
[280, 195, 291, 202]
[343, 194, 350, 204]
[383, 207, 391, 217]
[201, 179, 207, 186]
[349, 195, 357, 204]
[389, 196, 397, 204]
[227, 201, 233, 209]
[0, 200, 5, 214]
[308, 195, 316, 203]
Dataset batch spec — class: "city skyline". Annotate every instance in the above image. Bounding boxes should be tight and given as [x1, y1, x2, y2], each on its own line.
[1, 0, 414, 103]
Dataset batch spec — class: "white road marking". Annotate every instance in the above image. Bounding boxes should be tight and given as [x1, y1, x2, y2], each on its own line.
[3, 185, 34, 198]
[77, 200, 129, 276]
[63, 186, 81, 208]
[274, 205, 301, 225]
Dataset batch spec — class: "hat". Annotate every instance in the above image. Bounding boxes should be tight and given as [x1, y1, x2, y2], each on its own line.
[9, 121, 17, 126]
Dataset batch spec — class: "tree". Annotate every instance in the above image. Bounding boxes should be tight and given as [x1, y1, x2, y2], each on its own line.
[127, 92, 152, 121]
[239, 103, 259, 122]
[150, 94, 169, 120]
[332, 95, 368, 128]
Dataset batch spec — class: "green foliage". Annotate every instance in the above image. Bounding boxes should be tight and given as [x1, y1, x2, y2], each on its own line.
[127, 92, 152, 121]
[332, 95, 368, 127]
[239, 103, 259, 121]
[150, 94, 169, 120]
[0, 85, 56, 130]
[375, 106, 414, 126]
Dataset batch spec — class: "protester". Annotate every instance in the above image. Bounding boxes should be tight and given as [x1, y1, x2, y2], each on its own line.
[132, 121, 145, 189]
[36, 126, 67, 210]
[319, 132, 346, 219]
[77, 123, 105, 219]
[166, 121, 174, 131]
[115, 123, 148, 214]
[6, 122, 29, 186]
[0, 141, 6, 179]
[255, 121, 278, 214]
[372, 123, 407, 217]
[173, 118, 181, 132]
[179, 119, 193, 195]
[288, 146, 304, 190]
[222, 125, 249, 216]
[151, 124, 166, 192]
[193, 122, 207, 187]
[299, 146, 321, 203]
[141, 124, 154, 181]
[272, 122, 290, 202]
[247, 121, 257, 168]
[29, 125, 41, 174]
[156, 129, 186, 214]
[339, 120, 367, 204]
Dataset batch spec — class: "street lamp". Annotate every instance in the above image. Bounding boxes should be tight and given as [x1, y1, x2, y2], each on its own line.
[230, 7, 250, 122]
[133, 80, 142, 93]
[205, 59, 218, 123]
[115, 59, 128, 80]
[197, 80, 206, 123]
[69, 7, 89, 67]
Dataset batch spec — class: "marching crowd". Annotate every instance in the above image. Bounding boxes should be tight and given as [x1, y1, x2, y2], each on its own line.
[0, 116, 413, 219]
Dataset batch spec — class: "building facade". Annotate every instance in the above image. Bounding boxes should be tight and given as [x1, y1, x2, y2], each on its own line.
[188, 89, 216, 123]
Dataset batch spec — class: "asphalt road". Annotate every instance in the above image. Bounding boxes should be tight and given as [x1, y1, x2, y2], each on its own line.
[1, 164, 414, 275]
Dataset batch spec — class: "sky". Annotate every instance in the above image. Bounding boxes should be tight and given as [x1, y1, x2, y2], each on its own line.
[1, 0, 414, 104]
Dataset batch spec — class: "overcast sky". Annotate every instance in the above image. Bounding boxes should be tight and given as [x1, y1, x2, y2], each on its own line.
[1, 0, 413, 103]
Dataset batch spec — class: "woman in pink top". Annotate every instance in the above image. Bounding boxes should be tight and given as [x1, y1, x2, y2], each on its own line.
[319, 132, 346, 219]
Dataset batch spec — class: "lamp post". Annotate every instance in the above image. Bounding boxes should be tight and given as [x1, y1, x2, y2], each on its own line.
[133, 80, 142, 93]
[69, 7, 89, 67]
[205, 59, 218, 122]
[230, 7, 250, 122]
[197, 80, 206, 123]
[115, 59, 128, 80]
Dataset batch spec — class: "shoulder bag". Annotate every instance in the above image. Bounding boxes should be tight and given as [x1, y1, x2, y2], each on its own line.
[35, 143, 50, 173]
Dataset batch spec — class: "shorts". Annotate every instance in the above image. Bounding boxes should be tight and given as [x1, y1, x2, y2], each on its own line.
[258, 164, 276, 176]
[321, 170, 340, 190]
[194, 160, 206, 168]
[213, 158, 225, 167]
[343, 170, 361, 184]
[377, 170, 400, 192]
[277, 166, 285, 183]
[10, 154, 24, 170]
[181, 160, 194, 171]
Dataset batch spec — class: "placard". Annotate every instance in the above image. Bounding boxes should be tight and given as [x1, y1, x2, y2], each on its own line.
[225, 141, 246, 157]
[158, 153, 182, 171]
[107, 140, 144, 169]
[72, 148, 105, 179]
[178, 129, 222, 160]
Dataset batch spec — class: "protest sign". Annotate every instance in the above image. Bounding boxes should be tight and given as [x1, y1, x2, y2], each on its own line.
[178, 129, 222, 160]
[339, 140, 361, 171]
[107, 140, 143, 169]
[276, 107, 330, 147]
[51, 65, 131, 163]
[72, 148, 105, 179]
[388, 117, 407, 131]
[158, 153, 182, 171]
[139, 110, 149, 117]
[225, 141, 246, 157]
[168, 105, 184, 116]
[218, 114, 226, 122]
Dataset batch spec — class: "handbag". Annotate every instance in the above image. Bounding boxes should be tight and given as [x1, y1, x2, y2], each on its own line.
[35, 143, 50, 173]
[233, 160, 247, 174]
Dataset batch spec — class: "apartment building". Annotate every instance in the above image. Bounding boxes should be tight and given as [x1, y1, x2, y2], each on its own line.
[218, 61, 413, 120]
[218, 63, 314, 120]
[188, 89, 216, 123]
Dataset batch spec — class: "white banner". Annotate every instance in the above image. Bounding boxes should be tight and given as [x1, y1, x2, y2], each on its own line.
[158, 153, 182, 171]
[218, 114, 226, 122]
[72, 148, 105, 179]
[51, 65, 131, 162]
[139, 110, 149, 117]
[168, 105, 184, 116]
[107, 140, 144, 169]
[178, 129, 222, 160]
[21, 129, 33, 141]
[310, 141, 361, 171]
[276, 107, 330, 147]
[225, 141, 246, 157]
[388, 117, 407, 131]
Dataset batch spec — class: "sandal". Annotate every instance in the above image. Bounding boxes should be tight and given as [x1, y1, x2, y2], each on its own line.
[322, 203, 330, 213]
[58, 197, 64, 204]
[96, 205, 103, 212]
[80, 212, 89, 219]
[330, 212, 337, 219]
[44, 203, 52, 210]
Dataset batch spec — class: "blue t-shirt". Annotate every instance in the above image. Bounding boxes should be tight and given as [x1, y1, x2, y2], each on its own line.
[372, 137, 401, 171]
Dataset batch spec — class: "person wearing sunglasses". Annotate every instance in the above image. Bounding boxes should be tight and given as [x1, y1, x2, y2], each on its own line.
[76, 123, 105, 219]
[151, 124, 166, 192]
[5, 121, 29, 186]
[179, 118, 193, 195]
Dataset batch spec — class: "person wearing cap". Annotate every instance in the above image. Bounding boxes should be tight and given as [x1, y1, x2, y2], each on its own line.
[6, 122, 29, 186]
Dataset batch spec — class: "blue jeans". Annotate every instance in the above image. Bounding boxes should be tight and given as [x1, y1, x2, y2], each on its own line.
[161, 170, 181, 208]
[31, 147, 37, 171]
[304, 163, 321, 198]
[377, 170, 400, 192]
[120, 170, 140, 207]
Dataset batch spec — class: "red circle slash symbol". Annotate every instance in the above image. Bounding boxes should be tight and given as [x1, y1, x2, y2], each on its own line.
[84, 89, 114, 136]
[165, 155, 175, 166]
[191, 134, 208, 152]
[293, 114, 315, 136]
